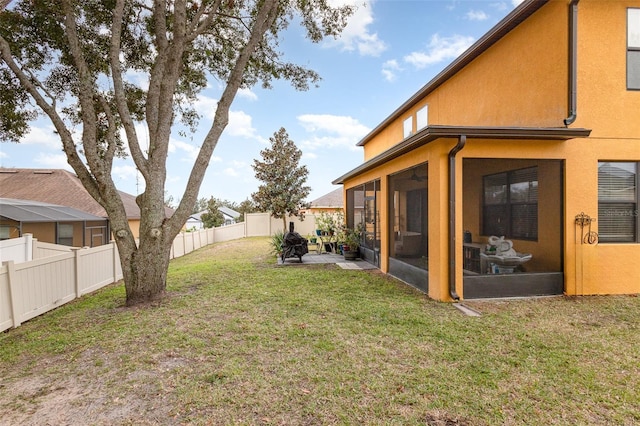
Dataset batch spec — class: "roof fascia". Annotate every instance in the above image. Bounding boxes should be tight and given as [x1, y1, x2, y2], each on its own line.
[333, 125, 591, 184]
[356, 0, 549, 147]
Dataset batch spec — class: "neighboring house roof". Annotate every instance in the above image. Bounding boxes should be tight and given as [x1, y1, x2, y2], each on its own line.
[309, 188, 343, 209]
[189, 211, 205, 221]
[0, 198, 105, 222]
[357, 0, 549, 147]
[220, 206, 240, 220]
[188, 207, 240, 225]
[0, 168, 172, 219]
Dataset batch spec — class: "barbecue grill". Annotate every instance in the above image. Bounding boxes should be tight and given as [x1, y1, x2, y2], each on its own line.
[281, 222, 309, 263]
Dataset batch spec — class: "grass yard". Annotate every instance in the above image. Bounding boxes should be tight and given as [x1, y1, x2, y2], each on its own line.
[1, 237, 639, 425]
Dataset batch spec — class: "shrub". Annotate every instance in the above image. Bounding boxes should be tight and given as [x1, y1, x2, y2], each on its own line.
[269, 230, 284, 256]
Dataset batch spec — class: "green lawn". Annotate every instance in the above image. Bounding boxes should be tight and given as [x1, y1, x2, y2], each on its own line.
[1, 237, 639, 425]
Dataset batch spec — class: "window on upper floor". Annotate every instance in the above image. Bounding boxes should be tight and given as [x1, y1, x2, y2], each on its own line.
[483, 167, 538, 240]
[598, 162, 639, 243]
[417, 105, 428, 130]
[403, 116, 413, 138]
[628, 8, 640, 90]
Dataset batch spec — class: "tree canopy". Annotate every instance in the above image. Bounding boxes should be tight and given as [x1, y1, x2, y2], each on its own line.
[0, 0, 353, 305]
[252, 127, 311, 231]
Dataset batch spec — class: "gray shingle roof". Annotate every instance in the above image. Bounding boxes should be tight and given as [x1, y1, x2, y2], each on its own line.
[0, 198, 105, 222]
[309, 188, 343, 208]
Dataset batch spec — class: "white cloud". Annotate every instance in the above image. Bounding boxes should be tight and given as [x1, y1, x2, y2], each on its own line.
[404, 34, 475, 69]
[466, 10, 489, 21]
[33, 152, 72, 170]
[238, 87, 258, 101]
[512, 0, 525, 6]
[324, 0, 387, 57]
[490, 2, 509, 12]
[227, 110, 261, 141]
[222, 160, 252, 178]
[191, 95, 264, 143]
[297, 114, 370, 151]
[194, 95, 219, 121]
[112, 164, 138, 179]
[303, 152, 318, 160]
[223, 167, 240, 177]
[19, 125, 62, 150]
[124, 69, 150, 91]
[382, 59, 402, 82]
[169, 138, 200, 162]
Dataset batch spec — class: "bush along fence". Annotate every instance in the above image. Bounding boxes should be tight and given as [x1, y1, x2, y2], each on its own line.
[0, 213, 319, 332]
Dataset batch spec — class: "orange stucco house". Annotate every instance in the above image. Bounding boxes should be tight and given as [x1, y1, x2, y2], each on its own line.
[334, 0, 640, 300]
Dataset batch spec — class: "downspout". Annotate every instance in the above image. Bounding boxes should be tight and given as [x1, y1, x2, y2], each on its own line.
[448, 135, 466, 301]
[564, 0, 579, 126]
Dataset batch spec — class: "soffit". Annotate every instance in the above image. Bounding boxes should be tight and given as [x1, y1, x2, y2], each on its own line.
[332, 125, 592, 184]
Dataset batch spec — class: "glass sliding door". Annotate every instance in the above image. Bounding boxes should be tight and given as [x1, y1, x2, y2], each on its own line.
[388, 164, 429, 269]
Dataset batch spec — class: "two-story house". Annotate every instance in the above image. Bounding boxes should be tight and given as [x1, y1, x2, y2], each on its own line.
[334, 0, 640, 300]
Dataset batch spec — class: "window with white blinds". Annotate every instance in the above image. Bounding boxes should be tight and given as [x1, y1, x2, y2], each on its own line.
[598, 162, 638, 242]
[483, 167, 538, 240]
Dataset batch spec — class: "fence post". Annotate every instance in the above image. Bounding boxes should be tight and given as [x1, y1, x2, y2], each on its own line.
[6, 260, 21, 329]
[25, 233, 33, 262]
[112, 241, 118, 282]
[74, 248, 82, 297]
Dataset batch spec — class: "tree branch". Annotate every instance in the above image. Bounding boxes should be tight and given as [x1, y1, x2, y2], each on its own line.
[0, 34, 101, 201]
[110, 0, 148, 178]
[61, 1, 101, 170]
[170, 0, 280, 234]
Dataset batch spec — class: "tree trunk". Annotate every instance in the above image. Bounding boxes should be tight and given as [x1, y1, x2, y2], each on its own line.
[117, 231, 172, 306]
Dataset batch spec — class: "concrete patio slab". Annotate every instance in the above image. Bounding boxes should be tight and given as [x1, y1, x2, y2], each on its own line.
[277, 253, 377, 270]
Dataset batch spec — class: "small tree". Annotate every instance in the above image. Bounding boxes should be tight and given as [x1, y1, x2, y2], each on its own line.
[200, 197, 225, 228]
[252, 127, 310, 231]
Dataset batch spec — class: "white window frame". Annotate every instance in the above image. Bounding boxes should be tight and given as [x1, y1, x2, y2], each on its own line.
[403, 116, 413, 139]
[628, 8, 640, 90]
[417, 105, 428, 130]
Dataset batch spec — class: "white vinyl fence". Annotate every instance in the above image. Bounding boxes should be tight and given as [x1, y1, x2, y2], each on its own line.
[0, 213, 318, 332]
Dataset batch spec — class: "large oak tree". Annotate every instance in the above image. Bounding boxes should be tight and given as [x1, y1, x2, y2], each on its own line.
[0, 0, 353, 306]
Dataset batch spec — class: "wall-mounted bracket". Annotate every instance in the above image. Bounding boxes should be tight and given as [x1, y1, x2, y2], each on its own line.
[575, 212, 598, 244]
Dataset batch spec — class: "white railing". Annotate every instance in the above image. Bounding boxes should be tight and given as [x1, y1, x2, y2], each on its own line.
[0, 213, 319, 332]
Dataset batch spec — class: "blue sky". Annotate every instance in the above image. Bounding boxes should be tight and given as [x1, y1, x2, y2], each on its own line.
[0, 0, 524, 205]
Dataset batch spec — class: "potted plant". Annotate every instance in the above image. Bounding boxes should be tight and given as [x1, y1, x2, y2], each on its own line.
[341, 225, 362, 261]
[315, 211, 337, 236]
[315, 211, 343, 252]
